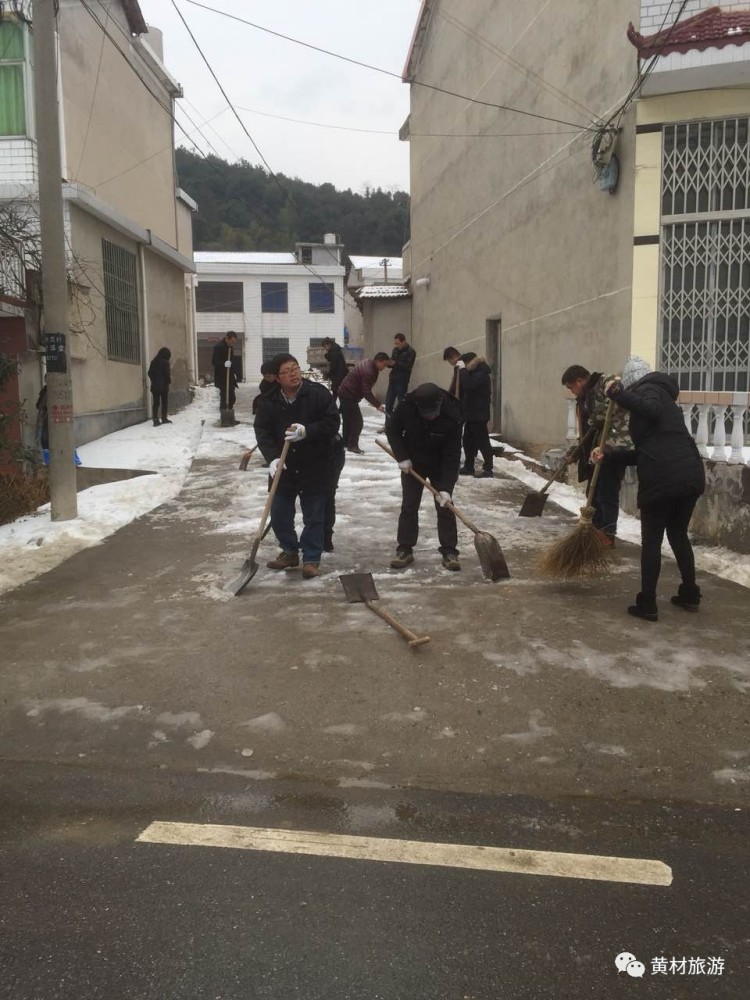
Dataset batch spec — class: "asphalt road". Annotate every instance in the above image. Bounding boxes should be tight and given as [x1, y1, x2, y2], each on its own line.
[1, 761, 748, 999]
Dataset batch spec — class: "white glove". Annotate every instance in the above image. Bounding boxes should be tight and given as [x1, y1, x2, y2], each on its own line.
[398, 459, 413, 471]
[269, 458, 285, 477]
[454, 359, 466, 369]
[438, 491, 452, 507]
[224, 360, 233, 368]
[377, 404, 386, 413]
[604, 377, 621, 397]
[284, 423, 306, 442]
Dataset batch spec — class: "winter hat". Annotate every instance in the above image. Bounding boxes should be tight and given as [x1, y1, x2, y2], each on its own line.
[621, 356, 651, 388]
[412, 382, 443, 420]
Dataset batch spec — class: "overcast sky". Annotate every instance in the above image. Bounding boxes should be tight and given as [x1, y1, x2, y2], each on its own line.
[137, 0, 418, 193]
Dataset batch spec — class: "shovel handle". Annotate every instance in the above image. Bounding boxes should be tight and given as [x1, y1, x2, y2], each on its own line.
[376, 439, 480, 536]
[365, 600, 430, 647]
[250, 440, 291, 553]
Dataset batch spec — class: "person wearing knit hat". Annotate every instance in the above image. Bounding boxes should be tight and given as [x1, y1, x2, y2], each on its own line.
[601, 362, 705, 621]
[560, 363, 632, 545]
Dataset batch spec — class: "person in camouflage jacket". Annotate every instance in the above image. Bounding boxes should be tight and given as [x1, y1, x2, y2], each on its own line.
[561, 364, 632, 544]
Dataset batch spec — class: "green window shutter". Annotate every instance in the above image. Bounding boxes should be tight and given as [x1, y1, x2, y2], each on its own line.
[0, 22, 27, 136]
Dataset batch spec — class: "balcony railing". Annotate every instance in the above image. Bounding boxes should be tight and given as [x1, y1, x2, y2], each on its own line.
[0, 238, 28, 308]
[565, 391, 750, 465]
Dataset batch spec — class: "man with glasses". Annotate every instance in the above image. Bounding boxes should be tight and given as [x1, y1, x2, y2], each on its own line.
[254, 354, 340, 578]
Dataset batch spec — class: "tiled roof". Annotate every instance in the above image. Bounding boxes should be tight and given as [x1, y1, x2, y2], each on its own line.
[357, 284, 411, 299]
[628, 7, 750, 58]
[194, 252, 297, 265]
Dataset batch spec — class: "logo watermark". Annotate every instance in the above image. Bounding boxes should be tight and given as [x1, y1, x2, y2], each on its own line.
[616, 952, 725, 978]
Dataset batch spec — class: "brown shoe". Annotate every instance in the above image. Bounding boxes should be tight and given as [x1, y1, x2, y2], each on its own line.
[302, 563, 319, 579]
[267, 551, 299, 570]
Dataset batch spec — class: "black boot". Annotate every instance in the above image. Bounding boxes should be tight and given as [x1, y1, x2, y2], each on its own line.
[671, 583, 701, 612]
[627, 593, 658, 622]
[153, 419, 161, 427]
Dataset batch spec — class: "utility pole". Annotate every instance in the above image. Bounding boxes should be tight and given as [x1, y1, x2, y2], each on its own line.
[380, 257, 390, 285]
[33, 0, 77, 519]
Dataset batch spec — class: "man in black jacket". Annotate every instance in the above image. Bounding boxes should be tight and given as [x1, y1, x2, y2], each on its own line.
[212, 331, 242, 421]
[254, 354, 340, 579]
[386, 382, 463, 572]
[443, 347, 494, 478]
[322, 337, 349, 398]
[385, 333, 416, 423]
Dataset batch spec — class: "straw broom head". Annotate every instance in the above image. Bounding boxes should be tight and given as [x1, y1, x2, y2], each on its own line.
[535, 504, 614, 579]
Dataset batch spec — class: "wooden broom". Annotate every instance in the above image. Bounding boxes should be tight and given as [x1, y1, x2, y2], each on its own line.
[536, 398, 616, 579]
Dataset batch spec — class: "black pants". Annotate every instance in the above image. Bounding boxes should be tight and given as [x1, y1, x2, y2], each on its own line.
[339, 396, 362, 450]
[385, 379, 409, 420]
[324, 445, 347, 546]
[216, 374, 236, 411]
[640, 495, 699, 600]
[151, 389, 168, 422]
[463, 420, 493, 470]
[589, 461, 622, 537]
[397, 470, 458, 555]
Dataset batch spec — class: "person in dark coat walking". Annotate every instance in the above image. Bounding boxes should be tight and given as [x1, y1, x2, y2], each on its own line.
[443, 347, 494, 477]
[254, 353, 340, 578]
[385, 333, 416, 423]
[252, 361, 277, 415]
[337, 353, 390, 453]
[212, 331, 242, 419]
[321, 337, 349, 398]
[147, 347, 172, 426]
[386, 382, 463, 572]
[597, 356, 706, 621]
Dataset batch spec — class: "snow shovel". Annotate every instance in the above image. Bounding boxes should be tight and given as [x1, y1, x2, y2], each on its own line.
[220, 345, 236, 427]
[339, 573, 430, 649]
[376, 440, 510, 581]
[239, 445, 258, 470]
[518, 427, 595, 517]
[226, 441, 291, 595]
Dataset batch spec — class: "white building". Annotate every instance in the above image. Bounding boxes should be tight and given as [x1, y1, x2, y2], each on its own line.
[194, 237, 345, 383]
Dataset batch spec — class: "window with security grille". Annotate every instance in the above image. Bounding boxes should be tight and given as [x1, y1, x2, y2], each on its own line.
[261, 282, 288, 312]
[659, 118, 750, 392]
[102, 240, 140, 364]
[309, 282, 334, 313]
[195, 281, 243, 312]
[262, 338, 289, 362]
[0, 21, 29, 137]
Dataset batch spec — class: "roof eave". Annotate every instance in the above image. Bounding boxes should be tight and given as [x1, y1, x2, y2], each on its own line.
[123, 0, 148, 35]
[402, 0, 437, 82]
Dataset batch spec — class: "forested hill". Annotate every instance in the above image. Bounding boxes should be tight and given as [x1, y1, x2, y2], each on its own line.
[176, 149, 410, 257]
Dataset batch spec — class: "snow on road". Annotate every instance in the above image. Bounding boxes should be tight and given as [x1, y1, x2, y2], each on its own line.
[0, 387, 748, 596]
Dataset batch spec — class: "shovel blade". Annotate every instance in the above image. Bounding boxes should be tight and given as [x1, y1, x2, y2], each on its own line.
[518, 492, 548, 517]
[475, 532, 511, 581]
[220, 407, 236, 427]
[339, 572, 380, 603]
[226, 557, 259, 595]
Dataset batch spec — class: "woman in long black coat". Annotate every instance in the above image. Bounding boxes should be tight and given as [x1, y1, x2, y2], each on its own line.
[148, 347, 172, 427]
[600, 356, 705, 621]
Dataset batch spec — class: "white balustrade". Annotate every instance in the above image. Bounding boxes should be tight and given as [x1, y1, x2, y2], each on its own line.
[711, 405, 727, 463]
[729, 405, 746, 464]
[566, 397, 578, 444]
[695, 405, 710, 458]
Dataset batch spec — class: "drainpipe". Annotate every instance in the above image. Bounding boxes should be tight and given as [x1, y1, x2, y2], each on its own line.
[139, 244, 151, 417]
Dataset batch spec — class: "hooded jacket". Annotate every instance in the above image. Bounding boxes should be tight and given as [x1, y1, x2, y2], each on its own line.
[386, 387, 462, 493]
[456, 355, 492, 422]
[325, 342, 348, 387]
[254, 379, 340, 495]
[148, 349, 171, 393]
[611, 372, 705, 508]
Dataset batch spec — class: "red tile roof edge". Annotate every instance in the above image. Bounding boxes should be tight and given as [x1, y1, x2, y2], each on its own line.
[628, 6, 750, 59]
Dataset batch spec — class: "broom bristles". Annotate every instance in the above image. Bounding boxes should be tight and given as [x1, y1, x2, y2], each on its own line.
[536, 505, 613, 579]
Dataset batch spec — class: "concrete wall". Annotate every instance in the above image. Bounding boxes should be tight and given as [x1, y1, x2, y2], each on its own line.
[142, 249, 192, 409]
[362, 298, 412, 359]
[59, 0, 180, 249]
[406, 0, 640, 455]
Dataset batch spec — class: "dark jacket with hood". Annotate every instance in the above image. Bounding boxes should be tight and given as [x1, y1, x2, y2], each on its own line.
[386, 387, 462, 494]
[325, 342, 348, 387]
[610, 372, 705, 508]
[212, 339, 242, 386]
[148, 349, 171, 393]
[254, 379, 340, 495]
[456, 354, 492, 422]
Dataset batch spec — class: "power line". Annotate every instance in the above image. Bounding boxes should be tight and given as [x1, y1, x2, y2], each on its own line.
[180, 0, 598, 132]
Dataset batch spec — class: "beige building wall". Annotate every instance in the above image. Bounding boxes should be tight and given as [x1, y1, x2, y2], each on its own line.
[406, 0, 640, 454]
[59, 0, 180, 248]
[361, 298, 412, 359]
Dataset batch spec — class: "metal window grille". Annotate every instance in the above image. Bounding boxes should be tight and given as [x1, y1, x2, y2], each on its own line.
[102, 239, 140, 364]
[261, 282, 288, 313]
[309, 282, 334, 313]
[262, 337, 289, 362]
[659, 118, 750, 391]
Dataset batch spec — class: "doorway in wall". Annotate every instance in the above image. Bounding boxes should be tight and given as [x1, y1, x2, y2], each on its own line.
[485, 317, 502, 433]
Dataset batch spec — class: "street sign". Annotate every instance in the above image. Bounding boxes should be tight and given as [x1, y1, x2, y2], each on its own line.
[44, 332, 67, 374]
